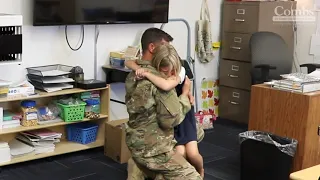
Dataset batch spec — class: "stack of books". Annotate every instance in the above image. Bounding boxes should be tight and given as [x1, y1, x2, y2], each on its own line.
[2, 110, 22, 129]
[16, 129, 62, 154]
[80, 91, 100, 101]
[272, 72, 320, 93]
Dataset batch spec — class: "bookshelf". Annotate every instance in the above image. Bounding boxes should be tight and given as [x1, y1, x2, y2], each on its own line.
[0, 86, 110, 166]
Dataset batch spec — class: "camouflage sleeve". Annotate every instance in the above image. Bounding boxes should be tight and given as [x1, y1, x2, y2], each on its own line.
[155, 90, 191, 130]
[126, 80, 156, 114]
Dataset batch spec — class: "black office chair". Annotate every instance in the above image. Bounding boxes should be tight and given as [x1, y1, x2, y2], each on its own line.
[300, 63, 320, 74]
[250, 32, 293, 84]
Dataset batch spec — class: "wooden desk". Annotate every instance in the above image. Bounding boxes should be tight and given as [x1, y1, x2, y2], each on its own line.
[249, 84, 320, 171]
[290, 165, 320, 180]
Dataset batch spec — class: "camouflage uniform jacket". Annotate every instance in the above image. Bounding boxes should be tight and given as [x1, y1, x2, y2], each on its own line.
[125, 59, 191, 158]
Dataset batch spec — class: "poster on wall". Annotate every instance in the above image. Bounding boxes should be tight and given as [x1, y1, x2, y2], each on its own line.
[195, 78, 219, 129]
[200, 78, 219, 116]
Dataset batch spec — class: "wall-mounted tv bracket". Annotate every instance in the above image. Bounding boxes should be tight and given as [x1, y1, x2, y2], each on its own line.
[160, 18, 198, 112]
[0, 14, 23, 65]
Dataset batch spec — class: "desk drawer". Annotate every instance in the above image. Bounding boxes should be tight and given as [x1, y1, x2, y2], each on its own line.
[223, 4, 258, 33]
[219, 86, 250, 124]
[219, 59, 251, 90]
[222, 32, 251, 62]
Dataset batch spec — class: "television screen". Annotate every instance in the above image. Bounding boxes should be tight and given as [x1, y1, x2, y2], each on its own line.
[33, 0, 169, 26]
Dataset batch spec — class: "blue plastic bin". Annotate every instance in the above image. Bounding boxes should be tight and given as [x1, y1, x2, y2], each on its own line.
[67, 123, 98, 144]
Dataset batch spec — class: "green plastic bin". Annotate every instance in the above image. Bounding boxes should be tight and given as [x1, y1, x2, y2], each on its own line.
[57, 102, 86, 122]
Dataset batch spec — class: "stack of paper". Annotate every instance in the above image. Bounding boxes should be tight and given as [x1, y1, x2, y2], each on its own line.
[0, 142, 11, 163]
[16, 129, 62, 154]
[272, 72, 320, 93]
[9, 139, 34, 157]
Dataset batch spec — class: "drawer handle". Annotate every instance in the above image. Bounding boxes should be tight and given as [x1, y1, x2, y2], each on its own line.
[228, 74, 238, 78]
[234, 37, 242, 43]
[232, 65, 239, 71]
[234, 19, 245, 22]
[230, 46, 241, 50]
[229, 101, 239, 105]
[233, 92, 240, 98]
[237, 9, 245, 15]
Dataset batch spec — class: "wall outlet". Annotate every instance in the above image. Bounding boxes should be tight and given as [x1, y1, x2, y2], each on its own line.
[309, 34, 320, 55]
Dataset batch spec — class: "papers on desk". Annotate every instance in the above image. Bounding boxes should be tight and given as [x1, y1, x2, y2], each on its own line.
[272, 72, 320, 93]
[0, 142, 10, 163]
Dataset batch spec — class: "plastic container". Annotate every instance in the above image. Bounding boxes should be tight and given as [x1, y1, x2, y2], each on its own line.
[85, 99, 100, 114]
[67, 123, 98, 144]
[110, 57, 125, 68]
[21, 100, 38, 127]
[38, 104, 60, 122]
[56, 101, 86, 122]
[239, 130, 298, 180]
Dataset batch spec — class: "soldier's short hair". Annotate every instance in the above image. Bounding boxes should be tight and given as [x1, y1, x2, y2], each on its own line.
[141, 28, 173, 53]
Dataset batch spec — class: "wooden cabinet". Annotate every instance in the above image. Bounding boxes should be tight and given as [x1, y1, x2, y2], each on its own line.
[249, 85, 320, 171]
[219, 1, 296, 124]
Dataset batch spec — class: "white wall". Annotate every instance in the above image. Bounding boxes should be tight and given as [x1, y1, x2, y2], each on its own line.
[1, 0, 317, 120]
[295, 0, 318, 71]
[0, 0, 222, 120]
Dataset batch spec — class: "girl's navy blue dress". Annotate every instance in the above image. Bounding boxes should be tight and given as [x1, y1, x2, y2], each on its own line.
[174, 79, 197, 145]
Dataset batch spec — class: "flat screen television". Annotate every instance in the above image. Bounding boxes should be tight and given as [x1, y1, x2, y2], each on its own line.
[33, 0, 169, 26]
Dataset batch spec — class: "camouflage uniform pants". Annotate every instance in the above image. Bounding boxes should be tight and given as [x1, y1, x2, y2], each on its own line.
[130, 150, 202, 180]
[127, 124, 205, 180]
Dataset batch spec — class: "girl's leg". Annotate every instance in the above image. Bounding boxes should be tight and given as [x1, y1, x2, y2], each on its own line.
[175, 145, 186, 158]
[185, 141, 204, 178]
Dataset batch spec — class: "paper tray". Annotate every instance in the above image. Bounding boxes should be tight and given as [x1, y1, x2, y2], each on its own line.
[27, 74, 75, 84]
[26, 64, 73, 77]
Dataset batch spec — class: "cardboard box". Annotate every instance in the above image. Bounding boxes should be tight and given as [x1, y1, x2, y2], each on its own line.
[104, 119, 131, 164]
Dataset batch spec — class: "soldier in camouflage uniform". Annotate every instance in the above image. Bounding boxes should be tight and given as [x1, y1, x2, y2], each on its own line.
[125, 41, 202, 179]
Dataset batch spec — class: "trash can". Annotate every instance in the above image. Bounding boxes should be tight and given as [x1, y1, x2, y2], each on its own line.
[239, 130, 298, 180]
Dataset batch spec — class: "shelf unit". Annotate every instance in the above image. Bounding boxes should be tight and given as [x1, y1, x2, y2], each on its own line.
[0, 86, 110, 166]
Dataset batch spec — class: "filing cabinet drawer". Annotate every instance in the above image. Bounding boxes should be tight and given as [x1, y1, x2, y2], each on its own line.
[222, 32, 251, 62]
[219, 59, 251, 90]
[223, 4, 258, 33]
[219, 86, 250, 124]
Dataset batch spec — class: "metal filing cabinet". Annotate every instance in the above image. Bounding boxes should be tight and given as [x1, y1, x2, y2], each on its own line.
[219, 1, 296, 124]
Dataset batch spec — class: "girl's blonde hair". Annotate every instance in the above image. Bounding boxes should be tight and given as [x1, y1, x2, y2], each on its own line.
[151, 44, 181, 76]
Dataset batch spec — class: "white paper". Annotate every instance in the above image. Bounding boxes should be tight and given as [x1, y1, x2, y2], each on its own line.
[9, 139, 35, 156]
[308, 69, 320, 78]
[42, 83, 73, 93]
[41, 76, 74, 84]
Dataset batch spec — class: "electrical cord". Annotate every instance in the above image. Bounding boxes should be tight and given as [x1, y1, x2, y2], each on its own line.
[65, 25, 84, 51]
